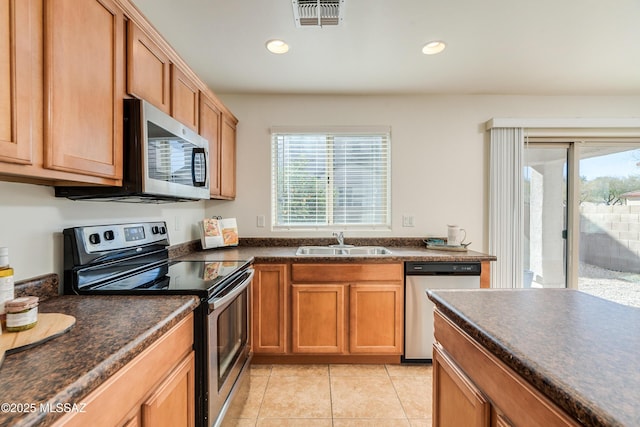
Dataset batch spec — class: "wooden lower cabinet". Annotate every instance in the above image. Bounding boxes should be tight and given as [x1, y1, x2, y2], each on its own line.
[290, 263, 403, 356]
[433, 310, 580, 427]
[433, 345, 490, 427]
[349, 283, 403, 354]
[53, 314, 195, 427]
[252, 262, 404, 360]
[252, 264, 288, 354]
[140, 352, 195, 427]
[291, 283, 346, 353]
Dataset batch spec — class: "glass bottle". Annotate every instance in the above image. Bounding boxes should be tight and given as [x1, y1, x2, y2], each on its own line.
[0, 247, 15, 330]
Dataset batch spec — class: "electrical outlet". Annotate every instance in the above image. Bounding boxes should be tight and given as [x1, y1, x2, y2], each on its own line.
[402, 215, 415, 227]
[257, 215, 266, 228]
[174, 216, 182, 231]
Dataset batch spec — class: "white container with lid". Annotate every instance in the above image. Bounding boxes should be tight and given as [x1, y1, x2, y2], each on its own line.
[5, 296, 39, 332]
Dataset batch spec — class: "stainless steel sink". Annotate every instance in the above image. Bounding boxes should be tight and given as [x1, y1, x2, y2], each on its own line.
[295, 246, 392, 256]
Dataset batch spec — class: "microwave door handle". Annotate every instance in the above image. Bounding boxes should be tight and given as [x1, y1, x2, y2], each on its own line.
[191, 147, 207, 187]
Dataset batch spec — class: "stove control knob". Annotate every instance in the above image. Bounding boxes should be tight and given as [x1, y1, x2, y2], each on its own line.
[159, 226, 167, 234]
[104, 230, 115, 241]
[151, 226, 159, 234]
[89, 233, 101, 245]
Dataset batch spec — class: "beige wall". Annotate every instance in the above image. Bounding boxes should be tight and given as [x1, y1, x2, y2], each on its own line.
[0, 181, 206, 281]
[208, 93, 640, 243]
[2, 94, 640, 281]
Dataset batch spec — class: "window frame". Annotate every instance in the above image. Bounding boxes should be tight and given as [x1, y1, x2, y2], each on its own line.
[270, 126, 392, 231]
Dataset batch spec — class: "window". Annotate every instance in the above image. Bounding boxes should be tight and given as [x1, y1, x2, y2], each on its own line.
[271, 127, 391, 230]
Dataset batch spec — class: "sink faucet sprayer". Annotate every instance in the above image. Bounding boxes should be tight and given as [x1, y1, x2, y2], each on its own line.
[332, 231, 345, 246]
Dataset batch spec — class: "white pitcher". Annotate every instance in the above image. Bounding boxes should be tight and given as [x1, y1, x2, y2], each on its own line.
[447, 225, 466, 246]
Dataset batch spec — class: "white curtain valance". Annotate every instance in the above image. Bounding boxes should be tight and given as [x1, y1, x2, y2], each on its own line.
[485, 117, 640, 130]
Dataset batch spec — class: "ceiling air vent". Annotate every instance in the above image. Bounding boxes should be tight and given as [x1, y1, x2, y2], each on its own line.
[292, 0, 345, 27]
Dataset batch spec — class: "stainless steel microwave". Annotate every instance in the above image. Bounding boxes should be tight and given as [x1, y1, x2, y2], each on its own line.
[56, 99, 210, 203]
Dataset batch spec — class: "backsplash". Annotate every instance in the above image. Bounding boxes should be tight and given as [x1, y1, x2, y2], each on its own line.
[238, 237, 428, 248]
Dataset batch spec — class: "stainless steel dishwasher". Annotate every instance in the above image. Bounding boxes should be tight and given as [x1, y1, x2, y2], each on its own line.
[403, 262, 481, 362]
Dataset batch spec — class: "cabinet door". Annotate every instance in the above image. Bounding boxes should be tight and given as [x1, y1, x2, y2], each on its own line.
[0, 0, 34, 165]
[141, 352, 195, 427]
[199, 93, 221, 197]
[349, 282, 403, 354]
[433, 345, 490, 427]
[127, 20, 171, 113]
[219, 113, 237, 199]
[252, 264, 288, 354]
[291, 284, 345, 354]
[120, 414, 141, 427]
[171, 65, 198, 131]
[491, 408, 514, 427]
[44, 0, 124, 179]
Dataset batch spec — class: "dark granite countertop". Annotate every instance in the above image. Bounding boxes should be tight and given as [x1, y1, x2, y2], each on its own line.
[0, 294, 200, 427]
[428, 288, 640, 427]
[176, 241, 496, 264]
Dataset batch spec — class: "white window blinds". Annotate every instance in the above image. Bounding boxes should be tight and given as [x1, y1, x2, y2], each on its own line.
[271, 128, 391, 229]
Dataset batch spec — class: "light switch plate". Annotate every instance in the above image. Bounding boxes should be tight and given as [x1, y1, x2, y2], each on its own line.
[402, 215, 415, 227]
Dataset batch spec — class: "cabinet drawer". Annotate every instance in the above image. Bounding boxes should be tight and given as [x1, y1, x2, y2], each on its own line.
[291, 263, 402, 283]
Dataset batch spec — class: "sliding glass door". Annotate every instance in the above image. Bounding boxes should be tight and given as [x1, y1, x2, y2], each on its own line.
[523, 145, 568, 288]
[524, 143, 640, 307]
[577, 145, 640, 307]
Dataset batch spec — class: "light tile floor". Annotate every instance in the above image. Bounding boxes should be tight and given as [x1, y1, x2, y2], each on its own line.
[224, 363, 433, 426]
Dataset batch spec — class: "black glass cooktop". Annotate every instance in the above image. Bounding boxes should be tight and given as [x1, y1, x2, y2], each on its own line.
[75, 259, 251, 297]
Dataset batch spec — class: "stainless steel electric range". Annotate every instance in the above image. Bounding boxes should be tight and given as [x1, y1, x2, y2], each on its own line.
[63, 221, 253, 427]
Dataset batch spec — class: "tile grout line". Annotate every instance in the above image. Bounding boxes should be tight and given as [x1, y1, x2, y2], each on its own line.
[328, 364, 335, 426]
[254, 364, 272, 426]
[386, 363, 411, 423]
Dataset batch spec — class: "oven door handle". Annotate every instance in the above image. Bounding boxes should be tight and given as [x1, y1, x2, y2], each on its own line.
[210, 268, 254, 311]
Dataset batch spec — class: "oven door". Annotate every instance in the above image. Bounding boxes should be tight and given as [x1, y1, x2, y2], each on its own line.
[208, 268, 254, 426]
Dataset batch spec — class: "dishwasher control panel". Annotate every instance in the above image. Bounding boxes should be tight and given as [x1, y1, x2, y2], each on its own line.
[405, 262, 481, 275]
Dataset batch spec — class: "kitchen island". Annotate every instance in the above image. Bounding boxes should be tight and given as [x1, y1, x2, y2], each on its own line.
[428, 288, 640, 426]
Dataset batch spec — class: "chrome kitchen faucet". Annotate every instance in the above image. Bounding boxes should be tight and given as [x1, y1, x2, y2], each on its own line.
[332, 231, 345, 246]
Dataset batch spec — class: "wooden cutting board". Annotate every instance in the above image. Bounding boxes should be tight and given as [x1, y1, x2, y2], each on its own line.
[0, 313, 76, 367]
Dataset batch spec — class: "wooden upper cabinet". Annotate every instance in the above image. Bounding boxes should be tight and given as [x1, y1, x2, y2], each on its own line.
[0, 0, 34, 165]
[127, 20, 171, 114]
[199, 93, 221, 197]
[220, 113, 237, 199]
[200, 93, 237, 200]
[44, 0, 124, 179]
[171, 65, 199, 132]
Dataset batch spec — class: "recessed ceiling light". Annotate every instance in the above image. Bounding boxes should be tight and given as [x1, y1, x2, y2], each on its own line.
[422, 40, 446, 55]
[266, 39, 290, 54]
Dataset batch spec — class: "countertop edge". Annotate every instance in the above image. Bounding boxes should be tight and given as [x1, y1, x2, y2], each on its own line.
[179, 245, 497, 263]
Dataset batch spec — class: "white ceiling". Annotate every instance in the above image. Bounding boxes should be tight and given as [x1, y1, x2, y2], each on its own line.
[130, 0, 640, 96]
